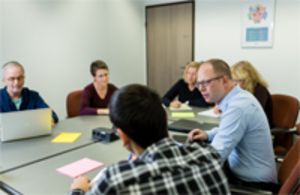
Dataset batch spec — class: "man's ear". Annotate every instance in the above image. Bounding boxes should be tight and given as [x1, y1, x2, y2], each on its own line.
[117, 128, 130, 149]
[222, 75, 230, 86]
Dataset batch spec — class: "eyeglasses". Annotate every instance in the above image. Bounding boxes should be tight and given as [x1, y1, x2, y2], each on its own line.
[195, 75, 223, 88]
[6, 76, 24, 82]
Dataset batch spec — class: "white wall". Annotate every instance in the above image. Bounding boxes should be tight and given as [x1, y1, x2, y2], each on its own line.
[1, 0, 299, 119]
[0, 0, 146, 118]
[195, 0, 300, 101]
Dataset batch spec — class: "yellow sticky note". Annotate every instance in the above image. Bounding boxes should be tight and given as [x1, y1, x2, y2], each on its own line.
[171, 112, 195, 118]
[52, 132, 81, 143]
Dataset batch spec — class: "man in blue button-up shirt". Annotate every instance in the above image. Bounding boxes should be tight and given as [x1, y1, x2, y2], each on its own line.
[188, 59, 277, 186]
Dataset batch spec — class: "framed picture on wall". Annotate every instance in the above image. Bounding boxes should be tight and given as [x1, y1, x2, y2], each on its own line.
[241, 0, 275, 48]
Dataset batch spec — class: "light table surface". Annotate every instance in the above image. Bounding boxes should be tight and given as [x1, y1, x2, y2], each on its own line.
[0, 116, 111, 174]
[0, 141, 128, 195]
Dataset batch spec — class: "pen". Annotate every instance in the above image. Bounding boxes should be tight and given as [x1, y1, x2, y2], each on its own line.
[128, 153, 132, 161]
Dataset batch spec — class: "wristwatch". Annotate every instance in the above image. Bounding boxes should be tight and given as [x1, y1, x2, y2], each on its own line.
[69, 188, 85, 195]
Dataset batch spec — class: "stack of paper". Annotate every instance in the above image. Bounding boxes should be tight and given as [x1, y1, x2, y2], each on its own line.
[171, 112, 195, 118]
[198, 109, 220, 118]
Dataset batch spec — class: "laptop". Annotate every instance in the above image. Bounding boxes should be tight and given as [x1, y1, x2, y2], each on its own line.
[168, 119, 217, 133]
[0, 108, 52, 142]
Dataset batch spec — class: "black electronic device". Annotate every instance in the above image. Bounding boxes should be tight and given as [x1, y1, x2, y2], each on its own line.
[172, 134, 188, 143]
[92, 127, 119, 143]
[168, 119, 217, 133]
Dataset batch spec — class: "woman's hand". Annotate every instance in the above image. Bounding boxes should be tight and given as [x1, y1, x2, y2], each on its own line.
[97, 108, 109, 115]
[170, 100, 182, 108]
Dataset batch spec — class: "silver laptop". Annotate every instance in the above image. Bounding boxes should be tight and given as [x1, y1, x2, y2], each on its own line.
[0, 108, 52, 142]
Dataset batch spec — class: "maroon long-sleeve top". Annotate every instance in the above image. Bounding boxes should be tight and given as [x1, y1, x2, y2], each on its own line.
[79, 83, 118, 115]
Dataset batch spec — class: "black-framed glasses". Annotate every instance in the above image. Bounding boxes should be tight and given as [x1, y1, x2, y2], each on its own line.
[195, 75, 223, 88]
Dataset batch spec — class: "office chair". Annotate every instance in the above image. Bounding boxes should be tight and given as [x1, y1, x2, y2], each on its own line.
[66, 90, 83, 118]
[277, 139, 300, 194]
[230, 139, 300, 195]
[271, 94, 299, 155]
[296, 123, 300, 135]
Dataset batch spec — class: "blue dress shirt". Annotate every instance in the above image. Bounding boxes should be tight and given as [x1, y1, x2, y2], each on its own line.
[207, 86, 277, 183]
[0, 87, 59, 123]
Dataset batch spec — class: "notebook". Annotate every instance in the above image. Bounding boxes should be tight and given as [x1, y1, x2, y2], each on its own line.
[168, 119, 217, 133]
[0, 108, 52, 142]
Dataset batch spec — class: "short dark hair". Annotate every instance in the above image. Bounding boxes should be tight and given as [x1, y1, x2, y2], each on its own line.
[109, 84, 168, 149]
[205, 59, 232, 79]
[90, 60, 108, 76]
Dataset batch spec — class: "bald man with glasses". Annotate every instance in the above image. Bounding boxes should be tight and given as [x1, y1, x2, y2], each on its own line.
[188, 59, 278, 191]
[0, 61, 59, 124]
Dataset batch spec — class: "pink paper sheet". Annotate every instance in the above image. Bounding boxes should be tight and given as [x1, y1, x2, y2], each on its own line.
[57, 158, 104, 178]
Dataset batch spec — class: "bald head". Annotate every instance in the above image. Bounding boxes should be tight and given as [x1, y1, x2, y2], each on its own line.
[2, 61, 25, 98]
[203, 59, 232, 79]
[2, 61, 25, 78]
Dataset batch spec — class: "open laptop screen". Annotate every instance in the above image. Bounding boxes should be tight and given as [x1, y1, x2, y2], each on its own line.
[0, 108, 52, 142]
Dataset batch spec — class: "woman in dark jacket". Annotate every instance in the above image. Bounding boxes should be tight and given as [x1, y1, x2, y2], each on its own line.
[162, 61, 210, 108]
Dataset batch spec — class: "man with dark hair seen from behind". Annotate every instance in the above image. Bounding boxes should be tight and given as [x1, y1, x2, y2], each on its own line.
[70, 84, 229, 194]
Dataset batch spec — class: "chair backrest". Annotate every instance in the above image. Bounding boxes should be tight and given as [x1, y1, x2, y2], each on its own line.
[278, 139, 300, 184]
[279, 160, 300, 194]
[66, 90, 83, 118]
[272, 94, 299, 128]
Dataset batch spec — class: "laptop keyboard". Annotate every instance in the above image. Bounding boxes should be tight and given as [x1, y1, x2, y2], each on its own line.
[168, 119, 217, 133]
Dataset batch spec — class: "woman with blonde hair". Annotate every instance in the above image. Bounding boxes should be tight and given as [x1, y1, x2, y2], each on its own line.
[162, 61, 210, 108]
[231, 60, 273, 127]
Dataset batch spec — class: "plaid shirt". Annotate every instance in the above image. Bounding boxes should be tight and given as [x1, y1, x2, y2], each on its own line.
[86, 138, 229, 195]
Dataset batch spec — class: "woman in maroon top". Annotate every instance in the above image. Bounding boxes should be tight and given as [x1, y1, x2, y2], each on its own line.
[80, 60, 118, 115]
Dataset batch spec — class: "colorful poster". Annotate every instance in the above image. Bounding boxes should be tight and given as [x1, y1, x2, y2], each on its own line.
[241, 0, 275, 48]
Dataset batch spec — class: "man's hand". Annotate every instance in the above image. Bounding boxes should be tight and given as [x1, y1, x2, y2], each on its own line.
[213, 105, 222, 114]
[188, 129, 208, 142]
[70, 176, 91, 192]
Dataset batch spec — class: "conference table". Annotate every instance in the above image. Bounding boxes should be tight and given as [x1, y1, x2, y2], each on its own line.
[166, 106, 219, 124]
[0, 106, 219, 194]
[0, 115, 112, 174]
[0, 141, 128, 194]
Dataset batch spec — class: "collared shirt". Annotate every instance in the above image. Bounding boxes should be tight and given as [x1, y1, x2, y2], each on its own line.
[207, 86, 277, 183]
[83, 138, 230, 195]
[12, 98, 22, 110]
